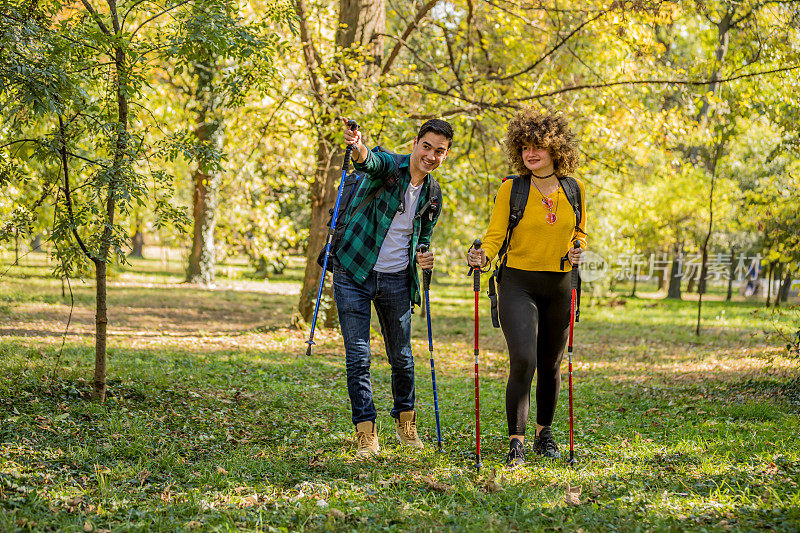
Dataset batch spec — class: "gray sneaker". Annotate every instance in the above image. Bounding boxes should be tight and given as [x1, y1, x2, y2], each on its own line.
[533, 426, 561, 458]
[505, 438, 526, 469]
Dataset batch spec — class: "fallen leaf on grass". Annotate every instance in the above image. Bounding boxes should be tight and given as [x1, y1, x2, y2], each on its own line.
[420, 476, 451, 493]
[484, 468, 503, 493]
[564, 484, 582, 506]
[329, 508, 345, 519]
[239, 494, 259, 507]
[137, 470, 151, 484]
[216, 466, 228, 475]
[83, 521, 93, 532]
[764, 462, 780, 476]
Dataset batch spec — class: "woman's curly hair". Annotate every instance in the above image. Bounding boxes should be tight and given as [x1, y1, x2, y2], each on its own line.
[504, 108, 580, 176]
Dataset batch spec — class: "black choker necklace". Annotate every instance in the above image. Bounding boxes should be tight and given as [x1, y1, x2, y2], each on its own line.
[532, 171, 556, 179]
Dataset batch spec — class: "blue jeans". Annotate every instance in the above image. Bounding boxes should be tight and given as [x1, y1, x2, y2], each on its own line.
[333, 264, 415, 425]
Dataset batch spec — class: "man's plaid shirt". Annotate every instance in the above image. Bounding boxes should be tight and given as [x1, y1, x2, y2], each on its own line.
[335, 150, 441, 307]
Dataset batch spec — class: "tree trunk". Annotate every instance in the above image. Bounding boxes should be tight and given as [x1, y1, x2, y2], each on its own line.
[186, 59, 222, 285]
[14, 227, 19, 265]
[696, 142, 721, 335]
[773, 263, 785, 308]
[726, 245, 736, 301]
[93, 258, 108, 400]
[30, 233, 42, 252]
[130, 221, 144, 258]
[687, 277, 696, 294]
[299, 139, 339, 322]
[630, 263, 638, 298]
[655, 265, 666, 291]
[92, 12, 129, 401]
[296, 0, 386, 325]
[766, 261, 775, 308]
[779, 270, 792, 303]
[667, 243, 683, 299]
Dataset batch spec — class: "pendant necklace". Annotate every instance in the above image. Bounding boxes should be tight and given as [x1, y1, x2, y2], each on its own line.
[531, 177, 559, 225]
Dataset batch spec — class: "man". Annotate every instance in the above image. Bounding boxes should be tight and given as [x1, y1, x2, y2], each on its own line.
[334, 117, 453, 458]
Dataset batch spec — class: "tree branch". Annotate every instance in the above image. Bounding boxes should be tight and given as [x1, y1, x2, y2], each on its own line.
[122, 0, 154, 28]
[519, 65, 800, 100]
[58, 115, 94, 262]
[130, 0, 191, 40]
[107, 0, 120, 33]
[380, 0, 441, 76]
[0, 139, 40, 150]
[80, 0, 112, 35]
[66, 151, 110, 168]
[488, 9, 608, 82]
[294, 0, 325, 106]
[393, 64, 800, 111]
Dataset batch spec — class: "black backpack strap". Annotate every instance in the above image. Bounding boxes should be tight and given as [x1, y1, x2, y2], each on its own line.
[496, 175, 530, 269]
[558, 176, 583, 232]
[345, 177, 386, 224]
[371, 146, 404, 187]
[415, 176, 441, 222]
[558, 176, 586, 272]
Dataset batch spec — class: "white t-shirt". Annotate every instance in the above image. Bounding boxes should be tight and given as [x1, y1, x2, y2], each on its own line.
[374, 182, 424, 273]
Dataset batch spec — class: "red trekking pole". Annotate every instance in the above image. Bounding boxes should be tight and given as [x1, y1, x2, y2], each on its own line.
[468, 239, 483, 473]
[567, 240, 580, 466]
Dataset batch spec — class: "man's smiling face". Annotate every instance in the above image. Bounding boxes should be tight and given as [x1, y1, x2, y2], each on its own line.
[410, 132, 450, 177]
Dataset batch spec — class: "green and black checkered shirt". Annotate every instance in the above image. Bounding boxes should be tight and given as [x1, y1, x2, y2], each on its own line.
[335, 150, 441, 306]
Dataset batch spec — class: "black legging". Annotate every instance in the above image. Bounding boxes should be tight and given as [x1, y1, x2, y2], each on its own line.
[498, 267, 571, 435]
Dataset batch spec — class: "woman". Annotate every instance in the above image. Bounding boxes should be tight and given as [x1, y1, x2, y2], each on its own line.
[467, 108, 586, 468]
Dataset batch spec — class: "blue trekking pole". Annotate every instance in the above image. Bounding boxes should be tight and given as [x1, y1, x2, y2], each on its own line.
[417, 244, 443, 451]
[306, 120, 358, 356]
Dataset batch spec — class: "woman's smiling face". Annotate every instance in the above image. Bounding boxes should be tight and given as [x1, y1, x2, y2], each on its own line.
[521, 145, 554, 174]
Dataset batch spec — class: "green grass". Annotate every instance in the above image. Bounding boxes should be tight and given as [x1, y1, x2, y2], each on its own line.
[1, 252, 799, 532]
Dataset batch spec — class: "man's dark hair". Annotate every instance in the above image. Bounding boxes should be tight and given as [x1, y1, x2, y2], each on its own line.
[416, 119, 454, 147]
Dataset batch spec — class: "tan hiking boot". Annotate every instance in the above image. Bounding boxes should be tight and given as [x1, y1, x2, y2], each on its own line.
[354, 421, 379, 458]
[395, 411, 423, 449]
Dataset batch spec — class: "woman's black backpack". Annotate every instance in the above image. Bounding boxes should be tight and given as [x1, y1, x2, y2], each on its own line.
[487, 175, 584, 326]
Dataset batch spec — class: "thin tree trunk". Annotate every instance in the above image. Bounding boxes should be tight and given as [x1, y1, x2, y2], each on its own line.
[726, 245, 736, 301]
[14, 227, 19, 265]
[773, 262, 784, 308]
[186, 59, 222, 285]
[696, 142, 721, 336]
[779, 270, 792, 303]
[130, 221, 144, 258]
[766, 261, 774, 308]
[655, 263, 666, 291]
[90, 2, 128, 401]
[667, 242, 683, 300]
[630, 263, 638, 298]
[94, 259, 108, 399]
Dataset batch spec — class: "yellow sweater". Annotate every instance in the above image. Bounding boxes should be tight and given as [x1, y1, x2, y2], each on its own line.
[481, 177, 587, 272]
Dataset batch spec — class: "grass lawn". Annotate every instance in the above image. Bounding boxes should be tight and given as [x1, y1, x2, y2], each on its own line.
[1, 250, 799, 532]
